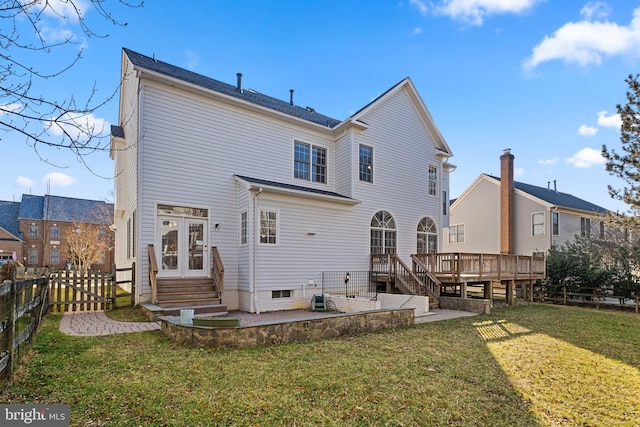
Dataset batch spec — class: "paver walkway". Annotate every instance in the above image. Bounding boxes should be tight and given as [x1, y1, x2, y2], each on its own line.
[59, 311, 161, 336]
[59, 309, 479, 336]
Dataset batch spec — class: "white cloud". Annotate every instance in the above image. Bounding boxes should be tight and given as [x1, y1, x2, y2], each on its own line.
[409, 0, 428, 15]
[580, 2, 611, 21]
[565, 147, 606, 168]
[514, 167, 525, 177]
[42, 172, 76, 187]
[524, 6, 640, 70]
[16, 176, 34, 188]
[597, 110, 622, 129]
[38, 0, 90, 22]
[578, 124, 598, 136]
[413, 27, 423, 35]
[432, 0, 543, 26]
[44, 112, 108, 140]
[538, 157, 559, 166]
[0, 103, 22, 116]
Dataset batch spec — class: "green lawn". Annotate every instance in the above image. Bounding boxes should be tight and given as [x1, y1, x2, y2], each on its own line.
[2, 304, 639, 426]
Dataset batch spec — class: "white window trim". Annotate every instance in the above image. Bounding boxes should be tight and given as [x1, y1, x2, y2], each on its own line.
[448, 224, 464, 243]
[259, 209, 280, 246]
[532, 211, 545, 237]
[240, 210, 248, 246]
[359, 144, 374, 184]
[428, 164, 438, 197]
[293, 140, 327, 184]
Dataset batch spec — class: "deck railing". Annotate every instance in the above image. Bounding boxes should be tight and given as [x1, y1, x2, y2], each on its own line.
[413, 252, 545, 283]
[148, 244, 158, 305]
[211, 246, 224, 301]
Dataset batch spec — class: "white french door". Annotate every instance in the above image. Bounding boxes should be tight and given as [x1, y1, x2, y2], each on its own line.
[158, 216, 209, 278]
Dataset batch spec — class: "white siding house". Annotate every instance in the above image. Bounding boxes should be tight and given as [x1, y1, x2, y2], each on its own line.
[444, 150, 608, 256]
[111, 48, 454, 313]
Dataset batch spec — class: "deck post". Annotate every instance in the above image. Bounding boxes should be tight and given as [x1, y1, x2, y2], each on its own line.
[506, 280, 514, 306]
[461, 281, 467, 298]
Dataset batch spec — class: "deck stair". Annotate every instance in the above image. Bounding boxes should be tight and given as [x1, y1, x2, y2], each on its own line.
[156, 277, 226, 315]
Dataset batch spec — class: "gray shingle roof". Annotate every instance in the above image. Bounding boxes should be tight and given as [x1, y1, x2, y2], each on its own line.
[488, 175, 608, 214]
[0, 201, 21, 238]
[17, 195, 113, 224]
[123, 48, 341, 128]
[235, 175, 356, 201]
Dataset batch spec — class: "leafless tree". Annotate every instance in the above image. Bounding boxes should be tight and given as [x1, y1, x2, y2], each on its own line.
[66, 221, 107, 273]
[0, 0, 142, 168]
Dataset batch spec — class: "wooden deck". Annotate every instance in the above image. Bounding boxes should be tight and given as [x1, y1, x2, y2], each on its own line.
[371, 252, 545, 306]
[413, 252, 546, 284]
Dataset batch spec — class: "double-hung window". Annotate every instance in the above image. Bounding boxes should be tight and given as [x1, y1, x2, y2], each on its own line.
[260, 210, 277, 245]
[359, 145, 373, 183]
[428, 165, 438, 196]
[532, 212, 545, 236]
[240, 211, 248, 245]
[294, 141, 326, 184]
[449, 224, 464, 243]
[581, 217, 591, 238]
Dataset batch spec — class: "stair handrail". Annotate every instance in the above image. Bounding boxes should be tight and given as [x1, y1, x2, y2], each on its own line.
[148, 244, 158, 305]
[391, 254, 439, 302]
[211, 246, 224, 302]
[411, 255, 441, 301]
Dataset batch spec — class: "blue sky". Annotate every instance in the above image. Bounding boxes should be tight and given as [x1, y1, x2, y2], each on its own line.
[2, 0, 638, 213]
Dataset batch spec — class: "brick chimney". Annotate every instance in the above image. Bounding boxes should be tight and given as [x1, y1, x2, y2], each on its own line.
[500, 149, 515, 254]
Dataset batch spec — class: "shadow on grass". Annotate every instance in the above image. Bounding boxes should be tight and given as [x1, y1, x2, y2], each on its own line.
[472, 304, 640, 426]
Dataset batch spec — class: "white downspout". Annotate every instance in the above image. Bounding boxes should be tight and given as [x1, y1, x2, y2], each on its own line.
[252, 187, 263, 314]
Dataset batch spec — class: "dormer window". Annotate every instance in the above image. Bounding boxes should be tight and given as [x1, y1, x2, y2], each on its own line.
[294, 141, 326, 184]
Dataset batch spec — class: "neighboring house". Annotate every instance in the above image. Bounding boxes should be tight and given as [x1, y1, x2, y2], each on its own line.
[444, 149, 608, 256]
[110, 48, 455, 313]
[0, 201, 22, 264]
[13, 194, 114, 272]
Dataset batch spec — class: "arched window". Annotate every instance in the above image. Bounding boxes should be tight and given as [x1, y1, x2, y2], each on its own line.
[370, 211, 397, 254]
[417, 217, 438, 254]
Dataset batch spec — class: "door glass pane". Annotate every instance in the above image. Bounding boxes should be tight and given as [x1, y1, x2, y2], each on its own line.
[188, 222, 204, 270]
[161, 220, 179, 270]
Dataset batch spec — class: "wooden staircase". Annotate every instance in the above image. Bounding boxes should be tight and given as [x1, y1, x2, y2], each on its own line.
[148, 244, 226, 316]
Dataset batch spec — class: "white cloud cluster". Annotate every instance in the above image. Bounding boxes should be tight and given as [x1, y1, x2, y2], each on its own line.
[578, 125, 598, 136]
[42, 172, 76, 187]
[16, 176, 34, 188]
[524, 4, 640, 70]
[565, 147, 606, 168]
[44, 112, 108, 141]
[577, 110, 621, 138]
[411, 0, 542, 26]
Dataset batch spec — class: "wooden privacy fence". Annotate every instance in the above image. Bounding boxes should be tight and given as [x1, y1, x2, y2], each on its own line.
[533, 282, 639, 312]
[49, 270, 116, 312]
[0, 276, 49, 384]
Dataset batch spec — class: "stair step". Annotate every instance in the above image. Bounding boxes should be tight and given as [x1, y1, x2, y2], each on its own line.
[158, 296, 222, 305]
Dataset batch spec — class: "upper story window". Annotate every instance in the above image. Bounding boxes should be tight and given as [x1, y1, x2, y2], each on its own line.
[417, 217, 438, 254]
[29, 224, 38, 238]
[552, 212, 559, 236]
[532, 212, 545, 236]
[449, 224, 464, 243]
[50, 226, 60, 239]
[428, 165, 438, 196]
[581, 217, 591, 238]
[294, 141, 326, 184]
[442, 191, 448, 216]
[359, 145, 373, 183]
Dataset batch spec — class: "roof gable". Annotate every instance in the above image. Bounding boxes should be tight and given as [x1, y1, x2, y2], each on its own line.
[347, 77, 453, 157]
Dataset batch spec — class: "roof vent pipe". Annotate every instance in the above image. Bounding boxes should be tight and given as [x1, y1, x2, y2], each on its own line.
[553, 180, 557, 192]
[290, 89, 294, 105]
[236, 73, 243, 92]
